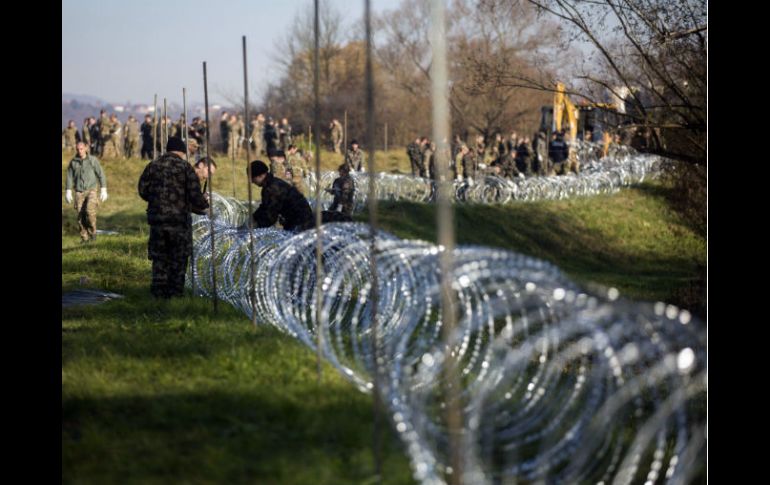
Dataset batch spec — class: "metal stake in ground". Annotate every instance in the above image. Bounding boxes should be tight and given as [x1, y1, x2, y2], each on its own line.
[242, 35, 257, 329]
[152, 94, 157, 160]
[203, 61, 218, 313]
[184, 87, 196, 297]
[313, 0, 325, 383]
[163, 98, 168, 154]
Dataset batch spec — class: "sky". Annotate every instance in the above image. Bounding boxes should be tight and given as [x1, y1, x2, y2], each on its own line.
[62, 0, 402, 106]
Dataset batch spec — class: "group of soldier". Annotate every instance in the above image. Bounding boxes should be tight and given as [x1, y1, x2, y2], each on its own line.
[403, 129, 579, 183]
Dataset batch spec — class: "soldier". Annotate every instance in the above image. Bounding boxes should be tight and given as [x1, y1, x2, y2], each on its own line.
[460, 144, 479, 182]
[64, 142, 108, 243]
[246, 160, 314, 232]
[268, 149, 289, 180]
[251, 113, 265, 155]
[87, 117, 99, 155]
[97, 110, 110, 156]
[506, 131, 518, 155]
[138, 137, 209, 299]
[286, 144, 308, 195]
[515, 137, 533, 175]
[193, 157, 217, 201]
[407, 136, 426, 177]
[140, 114, 154, 159]
[548, 131, 569, 175]
[62, 120, 78, 152]
[423, 140, 435, 180]
[124, 115, 140, 158]
[279, 117, 292, 151]
[326, 163, 355, 218]
[474, 134, 486, 163]
[491, 133, 504, 161]
[219, 111, 229, 154]
[329, 119, 343, 153]
[106, 114, 123, 159]
[344, 140, 364, 172]
[81, 118, 91, 149]
[228, 114, 245, 159]
[490, 149, 520, 179]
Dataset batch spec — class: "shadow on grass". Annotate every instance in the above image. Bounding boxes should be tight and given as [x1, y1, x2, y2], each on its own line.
[63, 389, 413, 485]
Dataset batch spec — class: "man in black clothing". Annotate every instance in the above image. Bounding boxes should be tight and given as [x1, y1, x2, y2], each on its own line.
[247, 160, 314, 232]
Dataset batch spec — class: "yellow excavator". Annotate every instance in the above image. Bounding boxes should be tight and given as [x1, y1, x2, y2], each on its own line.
[540, 82, 619, 171]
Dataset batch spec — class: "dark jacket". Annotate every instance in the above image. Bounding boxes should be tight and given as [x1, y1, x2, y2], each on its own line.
[138, 152, 209, 226]
[328, 174, 355, 216]
[253, 174, 314, 231]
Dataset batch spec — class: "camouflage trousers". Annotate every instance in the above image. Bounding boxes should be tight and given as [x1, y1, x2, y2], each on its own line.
[228, 135, 242, 159]
[148, 224, 192, 299]
[104, 137, 122, 159]
[332, 137, 342, 154]
[125, 137, 140, 158]
[74, 189, 99, 241]
[271, 160, 289, 181]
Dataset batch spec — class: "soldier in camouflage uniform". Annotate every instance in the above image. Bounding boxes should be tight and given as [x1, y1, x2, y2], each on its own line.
[251, 113, 265, 155]
[330, 119, 343, 153]
[285, 144, 308, 196]
[81, 118, 91, 149]
[247, 160, 314, 231]
[138, 137, 209, 299]
[105, 114, 123, 159]
[62, 120, 79, 152]
[97, 110, 110, 157]
[344, 140, 364, 172]
[65, 142, 108, 243]
[407, 137, 426, 177]
[228, 114, 244, 159]
[532, 130, 548, 176]
[268, 149, 289, 181]
[124, 115, 140, 159]
[460, 144, 479, 182]
[326, 163, 355, 217]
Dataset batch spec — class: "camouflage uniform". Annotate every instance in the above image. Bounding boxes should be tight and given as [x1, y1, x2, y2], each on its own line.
[138, 152, 209, 298]
[98, 113, 110, 156]
[253, 173, 314, 231]
[344, 148, 364, 172]
[330, 121, 343, 153]
[125, 118, 140, 158]
[270, 157, 288, 181]
[462, 151, 479, 180]
[328, 173, 355, 217]
[492, 151, 520, 179]
[251, 118, 264, 154]
[104, 118, 122, 158]
[407, 142, 426, 177]
[533, 132, 549, 175]
[65, 154, 107, 242]
[228, 117, 244, 159]
[286, 151, 308, 196]
[62, 126, 78, 151]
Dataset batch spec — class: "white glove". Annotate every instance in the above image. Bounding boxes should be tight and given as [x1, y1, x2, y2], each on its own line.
[65, 189, 73, 204]
[467, 177, 475, 187]
[457, 174, 463, 182]
[478, 163, 487, 169]
[100, 187, 108, 202]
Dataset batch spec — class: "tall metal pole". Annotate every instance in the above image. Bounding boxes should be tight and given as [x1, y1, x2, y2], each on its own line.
[243, 35, 258, 329]
[364, 0, 382, 479]
[313, 0, 325, 382]
[160, 98, 168, 153]
[203, 61, 219, 313]
[384, 122, 388, 152]
[184, 87, 196, 297]
[344, 110, 348, 159]
[430, 0, 463, 482]
[152, 94, 157, 159]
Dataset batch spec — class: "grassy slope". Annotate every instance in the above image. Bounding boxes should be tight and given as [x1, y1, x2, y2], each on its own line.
[62, 149, 705, 484]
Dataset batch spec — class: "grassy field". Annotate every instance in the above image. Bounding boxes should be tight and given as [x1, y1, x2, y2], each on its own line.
[62, 149, 706, 484]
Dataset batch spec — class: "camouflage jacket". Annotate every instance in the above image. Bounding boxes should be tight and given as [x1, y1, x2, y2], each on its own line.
[82, 123, 91, 143]
[138, 152, 209, 226]
[253, 174, 314, 231]
[66, 154, 107, 192]
[110, 120, 122, 139]
[286, 152, 307, 178]
[462, 151, 479, 180]
[344, 149, 364, 171]
[330, 121, 342, 139]
[126, 119, 140, 138]
[406, 142, 422, 163]
[328, 174, 355, 216]
[98, 114, 111, 136]
[62, 127, 78, 146]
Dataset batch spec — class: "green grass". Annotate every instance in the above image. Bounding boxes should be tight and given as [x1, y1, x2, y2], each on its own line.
[62, 149, 705, 484]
